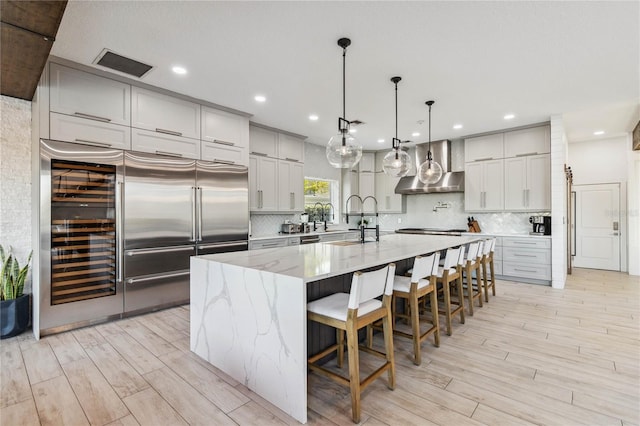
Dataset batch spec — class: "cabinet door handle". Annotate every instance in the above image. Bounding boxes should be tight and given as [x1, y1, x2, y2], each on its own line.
[513, 253, 535, 257]
[250, 151, 268, 157]
[213, 139, 235, 146]
[191, 187, 197, 242]
[514, 241, 536, 245]
[526, 189, 530, 206]
[386, 196, 390, 210]
[74, 139, 112, 147]
[258, 190, 263, 208]
[523, 189, 526, 207]
[155, 128, 183, 136]
[284, 158, 299, 162]
[74, 112, 111, 122]
[213, 159, 235, 165]
[516, 152, 538, 157]
[290, 192, 294, 210]
[514, 268, 536, 273]
[155, 150, 183, 158]
[474, 157, 494, 162]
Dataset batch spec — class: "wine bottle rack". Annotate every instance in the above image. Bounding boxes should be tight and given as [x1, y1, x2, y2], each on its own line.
[50, 160, 117, 305]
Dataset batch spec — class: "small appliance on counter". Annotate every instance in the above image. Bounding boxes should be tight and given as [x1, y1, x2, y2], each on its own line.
[529, 216, 551, 235]
[281, 222, 301, 234]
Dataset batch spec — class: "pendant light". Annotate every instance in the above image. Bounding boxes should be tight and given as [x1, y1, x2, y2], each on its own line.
[382, 76, 412, 177]
[417, 100, 443, 184]
[326, 38, 363, 169]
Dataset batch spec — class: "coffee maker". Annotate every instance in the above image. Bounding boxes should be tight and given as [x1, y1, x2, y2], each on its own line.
[529, 216, 551, 235]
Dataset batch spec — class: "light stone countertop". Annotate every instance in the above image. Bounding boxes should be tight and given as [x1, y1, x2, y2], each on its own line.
[249, 229, 358, 241]
[197, 233, 481, 283]
[461, 232, 552, 239]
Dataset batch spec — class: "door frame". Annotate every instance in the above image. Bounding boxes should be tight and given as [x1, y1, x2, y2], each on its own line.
[573, 182, 625, 272]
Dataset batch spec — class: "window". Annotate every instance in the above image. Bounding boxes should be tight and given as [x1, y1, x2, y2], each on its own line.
[304, 178, 339, 222]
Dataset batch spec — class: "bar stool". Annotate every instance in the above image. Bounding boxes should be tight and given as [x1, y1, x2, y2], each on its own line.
[390, 252, 440, 366]
[481, 238, 497, 302]
[436, 246, 466, 335]
[307, 264, 396, 423]
[463, 241, 484, 316]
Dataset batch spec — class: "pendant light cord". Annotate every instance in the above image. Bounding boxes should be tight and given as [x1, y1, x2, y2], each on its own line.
[342, 46, 346, 122]
[427, 102, 433, 164]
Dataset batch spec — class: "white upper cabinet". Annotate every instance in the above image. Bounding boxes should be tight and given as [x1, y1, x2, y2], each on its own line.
[49, 63, 130, 126]
[464, 159, 504, 211]
[50, 112, 131, 150]
[504, 126, 550, 157]
[358, 153, 375, 172]
[278, 134, 304, 163]
[249, 155, 278, 211]
[131, 128, 200, 159]
[277, 160, 304, 212]
[131, 87, 200, 140]
[375, 172, 404, 213]
[249, 125, 278, 158]
[464, 133, 504, 162]
[201, 106, 249, 149]
[358, 171, 375, 201]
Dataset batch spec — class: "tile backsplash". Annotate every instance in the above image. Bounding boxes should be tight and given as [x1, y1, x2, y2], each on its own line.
[250, 214, 297, 236]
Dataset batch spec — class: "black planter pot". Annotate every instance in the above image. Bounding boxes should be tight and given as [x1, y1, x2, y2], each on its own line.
[0, 294, 30, 339]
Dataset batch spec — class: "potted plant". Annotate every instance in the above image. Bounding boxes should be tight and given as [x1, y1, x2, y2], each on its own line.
[1, 245, 32, 339]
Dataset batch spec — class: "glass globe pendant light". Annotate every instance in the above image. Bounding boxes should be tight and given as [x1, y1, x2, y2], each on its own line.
[382, 76, 412, 177]
[326, 38, 362, 169]
[417, 100, 443, 184]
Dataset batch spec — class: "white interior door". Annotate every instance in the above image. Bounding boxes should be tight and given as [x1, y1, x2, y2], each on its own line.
[573, 183, 620, 271]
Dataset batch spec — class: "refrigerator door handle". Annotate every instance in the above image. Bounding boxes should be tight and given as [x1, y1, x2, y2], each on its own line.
[190, 186, 197, 242]
[126, 246, 195, 256]
[197, 186, 203, 242]
[126, 270, 190, 285]
[116, 181, 124, 284]
[198, 241, 248, 250]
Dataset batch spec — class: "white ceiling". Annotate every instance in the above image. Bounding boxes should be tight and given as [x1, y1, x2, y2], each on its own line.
[51, 1, 639, 150]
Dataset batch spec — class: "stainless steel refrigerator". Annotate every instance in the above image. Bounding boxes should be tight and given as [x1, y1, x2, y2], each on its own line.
[39, 139, 248, 333]
[123, 151, 248, 313]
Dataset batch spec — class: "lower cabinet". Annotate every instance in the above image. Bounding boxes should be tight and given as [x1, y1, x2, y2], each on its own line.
[500, 237, 551, 283]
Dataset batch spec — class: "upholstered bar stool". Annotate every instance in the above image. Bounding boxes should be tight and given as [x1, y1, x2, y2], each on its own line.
[436, 246, 466, 335]
[307, 264, 396, 423]
[390, 252, 440, 365]
[481, 238, 497, 302]
[463, 241, 484, 316]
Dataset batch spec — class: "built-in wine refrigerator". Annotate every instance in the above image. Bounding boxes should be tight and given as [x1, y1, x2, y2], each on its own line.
[40, 139, 124, 333]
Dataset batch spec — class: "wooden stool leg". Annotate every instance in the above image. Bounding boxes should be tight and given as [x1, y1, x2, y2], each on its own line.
[337, 329, 344, 368]
[346, 318, 361, 423]
[457, 273, 466, 324]
[490, 259, 496, 296]
[409, 288, 421, 365]
[429, 285, 440, 347]
[382, 303, 396, 390]
[466, 264, 474, 316]
[483, 262, 490, 302]
[443, 277, 453, 335]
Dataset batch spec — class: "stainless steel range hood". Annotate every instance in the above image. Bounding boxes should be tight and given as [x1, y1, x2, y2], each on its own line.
[395, 139, 464, 194]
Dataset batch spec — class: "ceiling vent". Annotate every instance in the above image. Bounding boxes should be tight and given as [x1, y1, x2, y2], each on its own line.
[93, 49, 153, 78]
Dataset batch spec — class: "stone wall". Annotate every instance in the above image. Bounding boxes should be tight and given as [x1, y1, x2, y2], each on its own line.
[0, 95, 33, 292]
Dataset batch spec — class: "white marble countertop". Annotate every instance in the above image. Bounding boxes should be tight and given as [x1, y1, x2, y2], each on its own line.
[461, 232, 552, 239]
[198, 233, 481, 283]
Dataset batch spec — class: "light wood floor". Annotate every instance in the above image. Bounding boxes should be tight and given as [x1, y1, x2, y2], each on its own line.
[1, 268, 638, 425]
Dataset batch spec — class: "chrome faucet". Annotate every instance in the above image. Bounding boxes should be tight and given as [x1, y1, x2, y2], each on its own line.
[345, 195, 363, 224]
[433, 201, 451, 212]
[323, 203, 335, 231]
[313, 202, 325, 231]
[362, 196, 380, 242]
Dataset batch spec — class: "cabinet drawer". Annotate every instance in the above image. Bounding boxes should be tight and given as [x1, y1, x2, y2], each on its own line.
[249, 239, 288, 250]
[503, 248, 550, 265]
[131, 128, 200, 159]
[201, 141, 248, 166]
[131, 87, 200, 139]
[50, 112, 131, 150]
[249, 126, 278, 157]
[492, 260, 503, 276]
[465, 133, 504, 162]
[287, 237, 301, 246]
[504, 126, 550, 157]
[502, 237, 550, 249]
[503, 262, 551, 281]
[278, 133, 304, 162]
[201, 106, 249, 149]
[49, 63, 130, 126]
[493, 246, 503, 261]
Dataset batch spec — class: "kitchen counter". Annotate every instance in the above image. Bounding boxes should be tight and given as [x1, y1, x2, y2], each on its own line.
[190, 234, 480, 423]
[249, 228, 395, 241]
[462, 232, 552, 239]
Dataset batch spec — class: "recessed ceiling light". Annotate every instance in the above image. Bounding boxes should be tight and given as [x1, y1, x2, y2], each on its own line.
[172, 66, 187, 75]
[453, 124, 463, 130]
[308, 114, 319, 121]
[593, 130, 605, 135]
[412, 132, 420, 137]
[377, 138, 385, 143]
[254, 95, 266, 103]
[504, 114, 515, 120]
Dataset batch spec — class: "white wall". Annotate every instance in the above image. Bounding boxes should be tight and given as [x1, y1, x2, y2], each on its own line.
[550, 115, 568, 289]
[568, 134, 631, 274]
[628, 138, 640, 276]
[0, 95, 33, 292]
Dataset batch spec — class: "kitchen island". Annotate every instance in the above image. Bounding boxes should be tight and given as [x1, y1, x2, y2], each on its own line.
[190, 234, 480, 424]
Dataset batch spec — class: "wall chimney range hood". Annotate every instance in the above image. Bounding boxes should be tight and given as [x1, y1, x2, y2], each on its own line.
[394, 139, 465, 194]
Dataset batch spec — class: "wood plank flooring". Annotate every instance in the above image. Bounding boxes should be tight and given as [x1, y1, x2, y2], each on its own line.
[1, 268, 638, 425]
